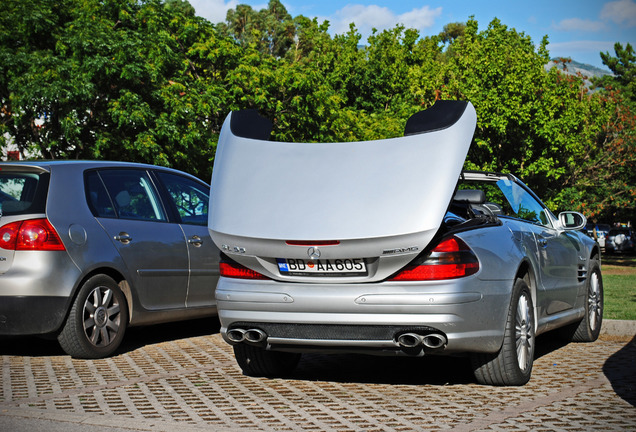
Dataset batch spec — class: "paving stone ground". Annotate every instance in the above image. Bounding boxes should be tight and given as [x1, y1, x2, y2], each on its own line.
[0, 318, 634, 432]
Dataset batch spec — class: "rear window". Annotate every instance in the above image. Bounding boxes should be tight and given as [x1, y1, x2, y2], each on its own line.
[0, 171, 49, 216]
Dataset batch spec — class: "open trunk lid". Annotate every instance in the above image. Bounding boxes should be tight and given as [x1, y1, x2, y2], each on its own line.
[208, 101, 477, 282]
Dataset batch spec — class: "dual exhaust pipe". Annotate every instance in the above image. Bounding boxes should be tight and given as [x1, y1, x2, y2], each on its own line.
[227, 327, 447, 351]
[396, 332, 447, 350]
[227, 328, 268, 346]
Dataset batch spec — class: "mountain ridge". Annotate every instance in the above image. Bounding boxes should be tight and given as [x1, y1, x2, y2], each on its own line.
[546, 58, 613, 79]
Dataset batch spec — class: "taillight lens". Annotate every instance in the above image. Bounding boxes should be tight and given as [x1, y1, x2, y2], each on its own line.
[220, 260, 269, 280]
[0, 219, 66, 251]
[388, 236, 479, 281]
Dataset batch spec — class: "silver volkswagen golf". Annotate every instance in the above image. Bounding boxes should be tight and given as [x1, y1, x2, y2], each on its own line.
[0, 161, 219, 358]
[208, 101, 603, 386]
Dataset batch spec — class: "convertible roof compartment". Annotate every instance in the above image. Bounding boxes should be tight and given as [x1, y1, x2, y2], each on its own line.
[209, 101, 477, 242]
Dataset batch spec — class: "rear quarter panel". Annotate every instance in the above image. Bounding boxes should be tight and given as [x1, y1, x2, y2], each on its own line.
[455, 222, 528, 283]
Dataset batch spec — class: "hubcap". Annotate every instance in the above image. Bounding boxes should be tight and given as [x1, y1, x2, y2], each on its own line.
[588, 272, 602, 331]
[515, 293, 533, 371]
[94, 306, 108, 327]
[83, 286, 121, 347]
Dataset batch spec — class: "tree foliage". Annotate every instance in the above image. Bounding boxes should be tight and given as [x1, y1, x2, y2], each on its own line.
[594, 42, 635, 106]
[1, 1, 634, 223]
[1, 0, 237, 178]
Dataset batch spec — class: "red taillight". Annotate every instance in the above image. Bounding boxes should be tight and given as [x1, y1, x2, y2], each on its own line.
[0, 219, 66, 251]
[220, 260, 269, 280]
[388, 236, 479, 281]
[0, 221, 21, 250]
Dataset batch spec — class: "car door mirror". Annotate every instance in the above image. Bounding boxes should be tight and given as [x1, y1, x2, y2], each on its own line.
[558, 211, 587, 231]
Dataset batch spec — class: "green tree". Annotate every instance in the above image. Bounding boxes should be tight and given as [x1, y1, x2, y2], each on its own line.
[432, 18, 634, 222]
[438, 22, 466, 45]
[1, 0, 239, 179]
[593, 42, 635, 106]
[218, 0, 295, 58]
[439, 19, 556, 183]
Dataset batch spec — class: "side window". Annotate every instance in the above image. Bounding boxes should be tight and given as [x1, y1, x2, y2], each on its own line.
[85, 171, 116, 218]
[496, 179, 552, 227]
[157, 172, 209, 226]
[98, 170, 167, 222]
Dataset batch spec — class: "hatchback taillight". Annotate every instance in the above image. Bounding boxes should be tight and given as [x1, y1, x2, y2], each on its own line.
[0, 219, 66, 251]
[220, 260, 269, 280]
[388, 236, 479, 281]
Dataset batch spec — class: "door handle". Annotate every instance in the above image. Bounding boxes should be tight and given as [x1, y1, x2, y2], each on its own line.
[114, 232, 132, 244]
[188, 235, 203, 247]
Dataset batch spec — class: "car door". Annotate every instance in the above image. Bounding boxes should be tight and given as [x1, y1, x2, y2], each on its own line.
[86, 169, 189, 310]
[497, 178, 579, 314]
[154, 171, 219, 308]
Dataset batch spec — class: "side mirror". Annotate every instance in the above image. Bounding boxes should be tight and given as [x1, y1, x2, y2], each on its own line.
[558, 211, 587, 231]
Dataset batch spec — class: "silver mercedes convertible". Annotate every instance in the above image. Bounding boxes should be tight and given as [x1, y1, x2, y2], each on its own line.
[208, 101, 603, 386]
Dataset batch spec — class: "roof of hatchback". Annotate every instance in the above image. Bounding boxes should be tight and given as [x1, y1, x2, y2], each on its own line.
[0, 160, 206, 182]
[0, 160, 158, 169]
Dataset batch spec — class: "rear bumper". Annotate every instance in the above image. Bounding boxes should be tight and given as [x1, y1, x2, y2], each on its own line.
[0, 296, 69, 335]
[215, 275, 513, 355]
[0, 250, 80, 335]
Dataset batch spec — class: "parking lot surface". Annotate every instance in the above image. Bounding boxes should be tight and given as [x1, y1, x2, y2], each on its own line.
[1, 318, 634, 432]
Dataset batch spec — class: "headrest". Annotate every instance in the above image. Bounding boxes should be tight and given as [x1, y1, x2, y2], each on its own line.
[453, 189, 486, 204]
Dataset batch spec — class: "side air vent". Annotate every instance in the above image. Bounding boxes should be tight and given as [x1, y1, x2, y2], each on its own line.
[577, 265, 587, 283]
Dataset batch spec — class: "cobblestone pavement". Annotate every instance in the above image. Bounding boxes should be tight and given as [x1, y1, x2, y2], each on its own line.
[1, 318, 634, 432]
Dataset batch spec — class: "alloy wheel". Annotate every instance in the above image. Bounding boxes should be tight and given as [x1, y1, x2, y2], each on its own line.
[588, 272, 602, 332]
[515, 293, 533, 371]
[83, 286, 122, 347]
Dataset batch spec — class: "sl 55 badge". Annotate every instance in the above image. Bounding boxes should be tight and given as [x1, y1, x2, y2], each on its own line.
[222, 244, 246, 254]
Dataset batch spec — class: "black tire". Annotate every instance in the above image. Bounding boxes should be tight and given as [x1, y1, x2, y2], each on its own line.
[58, 274, 128, 359]
[559, 259, 603, 342]
[233, 344, 301, 377]
[471, 278, 535, 386]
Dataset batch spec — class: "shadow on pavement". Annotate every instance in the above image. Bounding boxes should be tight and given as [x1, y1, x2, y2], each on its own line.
[0, 316, 221, 358]
[603, 335, 636, 407]
[118, 316, 221, 354]
[288, 332, 572, 386]
[293, 353, 475, 385]
[0, 334, 64, 357]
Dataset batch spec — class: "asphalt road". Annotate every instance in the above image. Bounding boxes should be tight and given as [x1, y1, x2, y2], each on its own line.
[1, 318, 634, 431]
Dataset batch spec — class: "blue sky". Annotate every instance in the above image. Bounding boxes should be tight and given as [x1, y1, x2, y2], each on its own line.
[189, 0, 636, 70]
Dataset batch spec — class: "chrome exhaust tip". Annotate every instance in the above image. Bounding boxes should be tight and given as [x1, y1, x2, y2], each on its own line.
[397, 333, 423, 348]
[227, 328, 246, 343]
[421, 333, 447, 349]
[244, 328, 267, 344]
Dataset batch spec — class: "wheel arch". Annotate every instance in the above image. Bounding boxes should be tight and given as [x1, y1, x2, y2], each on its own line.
[514, 259, 538, 328]
[68, 267, 133, 326]
[590, 244, 601, 262]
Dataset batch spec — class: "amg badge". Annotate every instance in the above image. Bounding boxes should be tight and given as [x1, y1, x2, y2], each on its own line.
[382, 246, 419, 255]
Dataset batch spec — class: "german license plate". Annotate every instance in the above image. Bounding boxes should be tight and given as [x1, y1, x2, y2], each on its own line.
[276, 258, 367, 277]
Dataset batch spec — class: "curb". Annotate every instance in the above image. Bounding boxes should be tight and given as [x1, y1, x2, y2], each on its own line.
[600, 319, 636, 338]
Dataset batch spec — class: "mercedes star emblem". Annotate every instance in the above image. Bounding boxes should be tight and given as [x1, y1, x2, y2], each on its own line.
[307, 246, 321, 259]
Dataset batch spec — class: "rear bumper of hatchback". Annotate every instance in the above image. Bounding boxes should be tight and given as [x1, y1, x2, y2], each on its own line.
[0, 296, 70, 335]
[0, 251, 80, 335]
[215, 275, 513, 355]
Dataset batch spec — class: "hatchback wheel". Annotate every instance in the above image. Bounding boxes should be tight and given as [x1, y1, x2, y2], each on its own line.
[471, 278, 535, 386]
[233, 344, 301, 377]
[58, 274, 128, 359]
